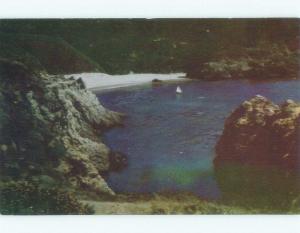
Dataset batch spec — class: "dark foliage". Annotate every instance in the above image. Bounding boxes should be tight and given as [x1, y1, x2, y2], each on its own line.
[0, 32, 101, 74]
[0, 19, 299, 74]
[0, 181, 94, 214]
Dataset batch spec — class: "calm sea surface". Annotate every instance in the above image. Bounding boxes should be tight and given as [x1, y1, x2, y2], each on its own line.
[97, 79, 300, 200]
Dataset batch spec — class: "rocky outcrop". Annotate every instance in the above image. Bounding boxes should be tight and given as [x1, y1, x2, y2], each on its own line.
[0, 59, 123, 195]
[214, 95, 300, 209]
[109, 151, 128, 172]
[188, 44, 300, 80]
[215, 95, 300, 171]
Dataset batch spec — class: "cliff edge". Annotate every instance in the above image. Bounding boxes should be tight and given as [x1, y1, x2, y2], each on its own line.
[0, 58, 123, 196]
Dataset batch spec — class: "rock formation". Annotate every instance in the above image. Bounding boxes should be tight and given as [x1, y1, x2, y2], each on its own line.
[215, 95, 300, 171]
[187, 44, 300, 80]
[214, 95, 300, 209]
[0, 58, 123, 195]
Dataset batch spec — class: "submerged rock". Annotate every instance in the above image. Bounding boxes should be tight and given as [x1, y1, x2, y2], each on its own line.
[0, 58, 124, 195]
[152, 78, 163, 83]
[152, 79, 163, 86]
[109, 151, 128, 172]
[214, 95, 300, 170]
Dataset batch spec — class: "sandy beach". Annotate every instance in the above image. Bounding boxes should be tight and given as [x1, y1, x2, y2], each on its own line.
[64, 72, 187, 91]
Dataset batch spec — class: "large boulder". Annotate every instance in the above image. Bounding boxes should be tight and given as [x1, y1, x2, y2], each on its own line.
[215, 95, 300, 170]
[0, 58, 123, 195]
[214, 95, 300, 210]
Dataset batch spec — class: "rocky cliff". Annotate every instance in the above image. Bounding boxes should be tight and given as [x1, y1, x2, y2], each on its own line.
[214, 95, 300, 210]
[215, 95, 300, 170]
[0, 58, 123, 195]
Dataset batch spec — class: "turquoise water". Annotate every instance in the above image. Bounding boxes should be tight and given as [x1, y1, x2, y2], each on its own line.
[97, 79, 300, 200]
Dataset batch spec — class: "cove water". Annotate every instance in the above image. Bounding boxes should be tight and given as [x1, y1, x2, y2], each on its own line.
[97, 79, 300, 200]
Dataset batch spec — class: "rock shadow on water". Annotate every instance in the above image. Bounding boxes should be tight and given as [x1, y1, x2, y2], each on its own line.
[214, 163, 300, 212]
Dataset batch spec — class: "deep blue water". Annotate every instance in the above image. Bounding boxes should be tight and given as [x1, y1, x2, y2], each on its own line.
[97, 79, 300, 200]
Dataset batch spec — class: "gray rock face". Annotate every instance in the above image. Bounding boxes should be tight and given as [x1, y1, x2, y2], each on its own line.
[215, 95, 300, 171]
[0, 59, 123, 195]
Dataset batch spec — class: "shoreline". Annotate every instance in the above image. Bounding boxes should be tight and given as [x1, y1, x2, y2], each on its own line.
[64, 72, 188, 91]
[64, 72, 299, 93]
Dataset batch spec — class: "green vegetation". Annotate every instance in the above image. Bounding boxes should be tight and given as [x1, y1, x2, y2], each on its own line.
[0, 19, 299, 75]
[0, 32, 101, 74]
[0, 181, 94, 214]
[82, 191, 300, 214]
[214, 164, 300, 213]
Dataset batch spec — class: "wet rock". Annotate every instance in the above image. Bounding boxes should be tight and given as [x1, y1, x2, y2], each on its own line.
[109, 151, 128, 172]
[214, 95, 300, 171]
[152, 78, 163, 83]
[152, 79, 163, 86]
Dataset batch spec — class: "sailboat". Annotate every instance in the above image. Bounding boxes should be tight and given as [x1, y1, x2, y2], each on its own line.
[176, 86, 182, 94]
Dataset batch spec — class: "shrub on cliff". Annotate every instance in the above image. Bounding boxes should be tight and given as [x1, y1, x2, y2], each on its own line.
[0, 181, 94, 214]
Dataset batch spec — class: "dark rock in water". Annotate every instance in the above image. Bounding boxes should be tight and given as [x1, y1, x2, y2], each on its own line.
[0, 58, 124, 196]
[215, 95, 300, 171]
[152, 79, 163, 85]
[109, 151, 128, 172]
[152, 78, 162, 83]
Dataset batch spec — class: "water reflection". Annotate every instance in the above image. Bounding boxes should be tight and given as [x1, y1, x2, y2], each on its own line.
[214, 163, 300, 211]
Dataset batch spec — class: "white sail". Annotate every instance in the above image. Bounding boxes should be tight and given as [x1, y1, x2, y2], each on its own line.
[176, 86, 182, 94]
